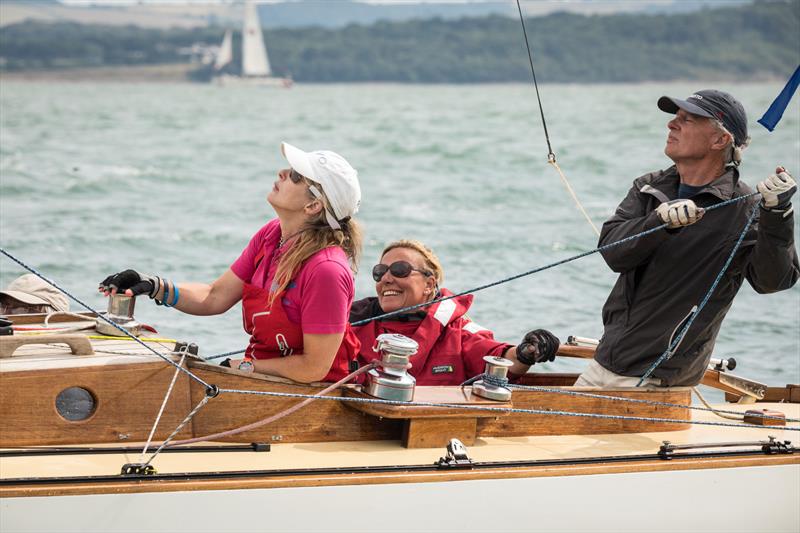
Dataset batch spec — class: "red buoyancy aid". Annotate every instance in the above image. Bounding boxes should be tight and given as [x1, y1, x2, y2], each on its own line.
[240, 230, 360, 383]
[351, 290, 511, 385]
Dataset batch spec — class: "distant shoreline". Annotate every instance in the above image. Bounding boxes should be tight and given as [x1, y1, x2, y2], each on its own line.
[0, 63, 195, 83]
[0, 64, 788, 85]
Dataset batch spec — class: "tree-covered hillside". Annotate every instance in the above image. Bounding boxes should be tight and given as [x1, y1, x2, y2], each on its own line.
[0, 0, 797, 82]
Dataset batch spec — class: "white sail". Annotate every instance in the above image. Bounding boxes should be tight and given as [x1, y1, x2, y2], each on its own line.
[214, 29, 233, 71]
[241, 1, 271, 77]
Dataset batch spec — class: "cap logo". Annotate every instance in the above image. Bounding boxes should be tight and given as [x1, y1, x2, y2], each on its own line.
[688, 94, 703, 100]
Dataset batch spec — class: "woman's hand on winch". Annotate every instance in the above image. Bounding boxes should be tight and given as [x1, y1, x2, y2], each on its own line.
[98, 269, 160, 298]
[515, 329, 560, 366]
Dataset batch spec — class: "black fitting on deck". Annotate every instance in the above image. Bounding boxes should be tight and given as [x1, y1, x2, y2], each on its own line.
[120, 463, 157, 476]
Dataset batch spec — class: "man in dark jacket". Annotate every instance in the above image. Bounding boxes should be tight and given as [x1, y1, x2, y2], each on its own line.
[575, 90, 798, 388]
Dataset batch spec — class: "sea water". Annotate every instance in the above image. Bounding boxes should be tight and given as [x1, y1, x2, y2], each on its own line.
[1, 81, 798, 395]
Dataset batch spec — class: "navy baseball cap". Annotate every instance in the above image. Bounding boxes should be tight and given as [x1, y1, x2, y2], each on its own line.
[658, 89, 748, 147]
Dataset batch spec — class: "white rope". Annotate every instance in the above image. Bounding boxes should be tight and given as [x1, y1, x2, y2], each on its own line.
[140, 350, 189, 462]
[549, 159, 601, 236]
[143, 394, 212, 468]
[44, 311, 97, 327]
[693, 386, 744, 421]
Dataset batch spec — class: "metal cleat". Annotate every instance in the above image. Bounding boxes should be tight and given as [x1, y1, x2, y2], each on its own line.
[436, 438, 474, 469]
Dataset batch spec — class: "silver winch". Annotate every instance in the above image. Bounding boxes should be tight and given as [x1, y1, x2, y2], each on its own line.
[95, 294, 142, 337]
[364, 333, 418, 402]
[471, 355, 514, 401]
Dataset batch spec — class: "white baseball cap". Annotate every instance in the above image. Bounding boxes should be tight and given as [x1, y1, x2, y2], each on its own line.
[0, 274, 69, 312]
[281, 142, 361, 230]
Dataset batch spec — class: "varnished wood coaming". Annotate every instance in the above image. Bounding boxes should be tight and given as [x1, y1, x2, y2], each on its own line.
[186, 363, 692, 446]
[186, 363, 402, 444]
[1, 342, 693, 447]
[0, 358, 193, 446]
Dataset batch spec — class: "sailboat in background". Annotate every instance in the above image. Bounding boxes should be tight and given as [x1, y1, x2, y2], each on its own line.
[213, 1, 292, 88]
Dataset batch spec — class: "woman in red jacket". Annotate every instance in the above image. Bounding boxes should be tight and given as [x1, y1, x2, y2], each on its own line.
[349, 240, 559, 385]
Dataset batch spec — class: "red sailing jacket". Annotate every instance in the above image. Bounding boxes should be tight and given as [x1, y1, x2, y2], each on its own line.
[350, 289, 513, 385]
[241, 281, 359, 383]
[239, 224, 359, 383]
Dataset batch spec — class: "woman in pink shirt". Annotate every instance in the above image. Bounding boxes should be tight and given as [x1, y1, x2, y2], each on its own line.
[100, 142, 363, 383]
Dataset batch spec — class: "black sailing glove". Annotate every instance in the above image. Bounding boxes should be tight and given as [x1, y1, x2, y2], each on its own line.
[516, 329, 560, 366]
[98, 270, 160, 298]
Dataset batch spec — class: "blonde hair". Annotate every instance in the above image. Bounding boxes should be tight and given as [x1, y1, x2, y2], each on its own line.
[381, 239, 444, 288]
[271, 178, 363, 303]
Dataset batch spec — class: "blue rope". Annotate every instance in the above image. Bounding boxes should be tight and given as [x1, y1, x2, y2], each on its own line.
[203, 349, 245, 361]
[0, 247, 212, 389]
[637, 201, 761, 386]
[459, 374, 484, 387]
[202, 192, 759, 361]
[351, 192, 759, 327]
[218, 386, 800, 432]
[483, 373, 510, 388]
[459, 372, 510, 388]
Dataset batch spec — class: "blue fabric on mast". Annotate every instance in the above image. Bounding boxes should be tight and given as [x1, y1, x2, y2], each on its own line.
[758, 65, 800, 132]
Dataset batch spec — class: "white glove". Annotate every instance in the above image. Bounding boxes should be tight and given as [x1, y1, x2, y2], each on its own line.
[757, 169, 796, 209]
[656, 199, 705, 228]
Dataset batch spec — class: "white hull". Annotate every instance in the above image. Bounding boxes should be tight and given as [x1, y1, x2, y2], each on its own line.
[213, 74, 292, 88]
[2, 464, 798, 532]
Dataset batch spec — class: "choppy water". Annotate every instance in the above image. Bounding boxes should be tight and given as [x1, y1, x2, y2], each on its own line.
[1, 81, 798, 394]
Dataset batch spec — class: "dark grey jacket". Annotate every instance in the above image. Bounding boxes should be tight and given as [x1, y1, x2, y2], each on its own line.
[594, 165, 799, 386]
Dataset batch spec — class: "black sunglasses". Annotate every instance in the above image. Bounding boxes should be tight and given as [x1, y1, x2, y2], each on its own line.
[372, 261, 432, 282]
[289, 169, 305, 184]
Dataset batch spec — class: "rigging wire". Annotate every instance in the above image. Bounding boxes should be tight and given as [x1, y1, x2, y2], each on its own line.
[350, 192, 758, 328]
[515, 0, 553, 160]
[142, 394, 213, 468]
[515, 0, 600, 236]
[0, 246, 211, 389]
[508, 383, 795, 423]
[140, 348, 190, 462]
[219, 387, 800, 432]
[513, 6, 768, 403]
[162, 363, 377, 449]
[199, 191, 759, 361]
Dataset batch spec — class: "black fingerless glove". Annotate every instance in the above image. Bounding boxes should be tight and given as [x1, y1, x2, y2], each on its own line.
[516, 329, 560, 366]
[99, 269, 160, 298]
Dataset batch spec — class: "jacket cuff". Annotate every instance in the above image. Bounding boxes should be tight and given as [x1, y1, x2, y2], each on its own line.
[760, 203, 794, 222]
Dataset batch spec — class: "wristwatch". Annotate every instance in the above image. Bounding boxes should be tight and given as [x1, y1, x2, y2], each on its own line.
[238, 359, 254, 372]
